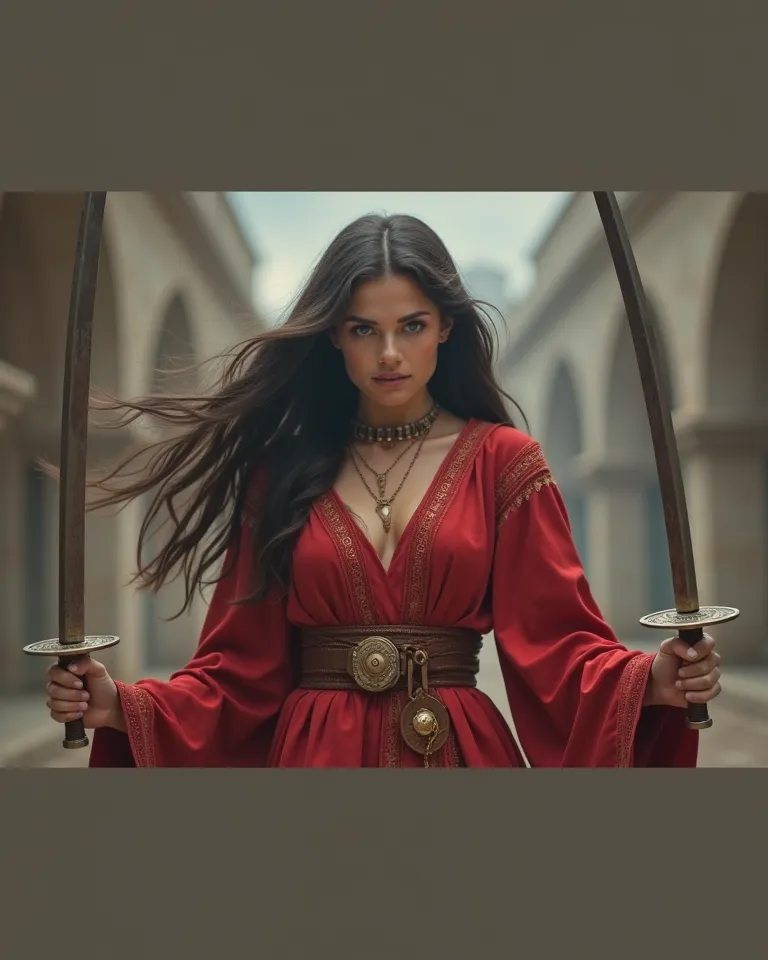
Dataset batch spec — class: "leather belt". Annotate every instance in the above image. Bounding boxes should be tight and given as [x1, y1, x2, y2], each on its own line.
[297, 624, 482, 693]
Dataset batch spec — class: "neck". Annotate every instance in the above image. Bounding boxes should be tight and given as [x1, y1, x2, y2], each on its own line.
[355, 391, 434, 429]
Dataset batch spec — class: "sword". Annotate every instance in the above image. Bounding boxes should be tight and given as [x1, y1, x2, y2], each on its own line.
[594, 191, 738, 730]
[23, 192, 119, 750]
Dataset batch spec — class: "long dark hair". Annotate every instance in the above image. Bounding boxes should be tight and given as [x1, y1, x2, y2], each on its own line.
[79, 212, 522, 610]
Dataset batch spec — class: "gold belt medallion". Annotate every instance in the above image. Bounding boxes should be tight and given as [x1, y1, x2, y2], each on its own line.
[349, 635, 401, 692]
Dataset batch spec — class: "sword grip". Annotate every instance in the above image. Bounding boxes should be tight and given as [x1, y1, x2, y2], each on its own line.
[679, 626, 712, 730]
[58, 655, 90, 749]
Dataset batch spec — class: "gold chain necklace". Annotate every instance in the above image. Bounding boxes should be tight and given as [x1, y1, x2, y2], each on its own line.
[350, 427, 432, 532]
[351, 436, 418, 501]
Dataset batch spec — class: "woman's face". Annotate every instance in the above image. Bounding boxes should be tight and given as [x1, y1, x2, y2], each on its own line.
[331, 274, 452, 416]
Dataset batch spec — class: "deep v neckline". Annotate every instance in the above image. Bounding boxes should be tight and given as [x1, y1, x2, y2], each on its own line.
[328, 418, 479, 578]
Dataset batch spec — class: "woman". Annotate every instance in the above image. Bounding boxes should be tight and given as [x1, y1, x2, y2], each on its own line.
[44, 213, 721, 767]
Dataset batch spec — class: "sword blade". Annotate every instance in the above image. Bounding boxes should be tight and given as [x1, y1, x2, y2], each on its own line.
[22, 193, 120, 748]
[57, 191, 107, 735]
[593, 192, 699, 614]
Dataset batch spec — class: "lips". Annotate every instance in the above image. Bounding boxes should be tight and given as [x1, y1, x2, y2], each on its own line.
[372, 374, 410, 383]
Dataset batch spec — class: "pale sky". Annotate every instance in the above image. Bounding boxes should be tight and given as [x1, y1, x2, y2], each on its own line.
[227, 192, 570, 324]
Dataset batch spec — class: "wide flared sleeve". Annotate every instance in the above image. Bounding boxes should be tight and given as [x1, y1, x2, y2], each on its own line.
[490, 437, 698, 768]
[89, 519, 295, 768]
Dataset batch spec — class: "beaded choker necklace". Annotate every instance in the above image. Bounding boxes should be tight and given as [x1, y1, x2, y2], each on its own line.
[351, 404, 440, 446]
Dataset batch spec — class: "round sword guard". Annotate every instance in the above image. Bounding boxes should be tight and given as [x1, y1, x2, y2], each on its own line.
[639, 606, 738, 732]
[22, 634, 121, 658]
[638, 606, 740, 631]
[23, 635, 120, 750]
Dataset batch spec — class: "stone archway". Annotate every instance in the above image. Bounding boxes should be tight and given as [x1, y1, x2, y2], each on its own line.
[141, 292, 202, 670]
[692, 193, 768, 663]
[543, 360, 588, 571]
[0, 193, 121, 692]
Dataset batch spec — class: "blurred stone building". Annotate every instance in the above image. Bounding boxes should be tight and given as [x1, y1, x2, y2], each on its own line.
[500, 192, 767, 665]
[463, 264, 509, 310]
[0, 192, 261, 694]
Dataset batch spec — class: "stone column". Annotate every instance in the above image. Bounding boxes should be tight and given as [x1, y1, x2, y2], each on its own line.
[575, 455, 657, 647]
[558, 475, 589, 576]
[678, 414, 768, 665]
[0, 360, 37, 693]
[0, 359, 35, 432]
[0, 435, 28, 692]
[111, 495, 147, 682]
[87, 428, 149, 684]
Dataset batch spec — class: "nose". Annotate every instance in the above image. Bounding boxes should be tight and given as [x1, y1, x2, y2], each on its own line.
[378, 332, 402, 368]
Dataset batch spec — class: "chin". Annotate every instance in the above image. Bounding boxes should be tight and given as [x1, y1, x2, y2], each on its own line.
[378, 391, 415, 406]
[363, 384, 421, 408]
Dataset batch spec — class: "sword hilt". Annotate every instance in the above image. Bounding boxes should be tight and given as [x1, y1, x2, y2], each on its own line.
[23, 634, 121, 750]
[58, 654, 91, 749]
[677, 626, 712, 730]
[638, 604, 739, 732]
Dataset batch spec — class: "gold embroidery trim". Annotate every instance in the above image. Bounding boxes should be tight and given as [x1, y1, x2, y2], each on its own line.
[116, 681, 157, 768]
[316, 493, 379, 625]
[495, 440, 555, 529]
[615, 654, 654, 768]
[444, 729, 463, 768]
[402, 420, 494, 624]
[382, 691, 407, 767]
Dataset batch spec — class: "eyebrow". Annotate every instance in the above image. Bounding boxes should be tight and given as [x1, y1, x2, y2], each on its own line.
[344, 310, 431, 325]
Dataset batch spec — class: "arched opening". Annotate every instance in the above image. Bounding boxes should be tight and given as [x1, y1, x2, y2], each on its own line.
[701, 193, 768, 661]
[605, 303, 676, 618]
[151, 293, 198, 396]
[0, 193, 121, 691]
[142, 293, 201, 670]
[606, 307, 676, 456]
[704, 193, 768, 414]
[543, 360, 588, 570]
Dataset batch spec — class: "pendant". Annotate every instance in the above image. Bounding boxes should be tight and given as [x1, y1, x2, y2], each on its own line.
[400, 693, 450, 760]
[376, 474, 387, 498]
[376, 501, 392, 532]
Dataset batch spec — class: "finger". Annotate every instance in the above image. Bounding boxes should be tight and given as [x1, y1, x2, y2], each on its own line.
[685, 682, 722, 703]
[47, 665, 85, 690]
[47, 695, 90, 713]
[64, 655, 92, 677]
[46, 682, 90, 703]
[676, 667, 721, 692]
[678, 652, 721, 679]
[50, 708, 86, 723]
[659, 633, 715, 661]
[66, 656, 107, 680]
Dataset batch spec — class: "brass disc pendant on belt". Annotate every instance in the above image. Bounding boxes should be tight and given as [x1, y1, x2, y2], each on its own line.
[400, 693, 450, 756]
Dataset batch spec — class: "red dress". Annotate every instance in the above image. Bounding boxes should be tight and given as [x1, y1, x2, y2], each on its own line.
[89, 421, 698, 768]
